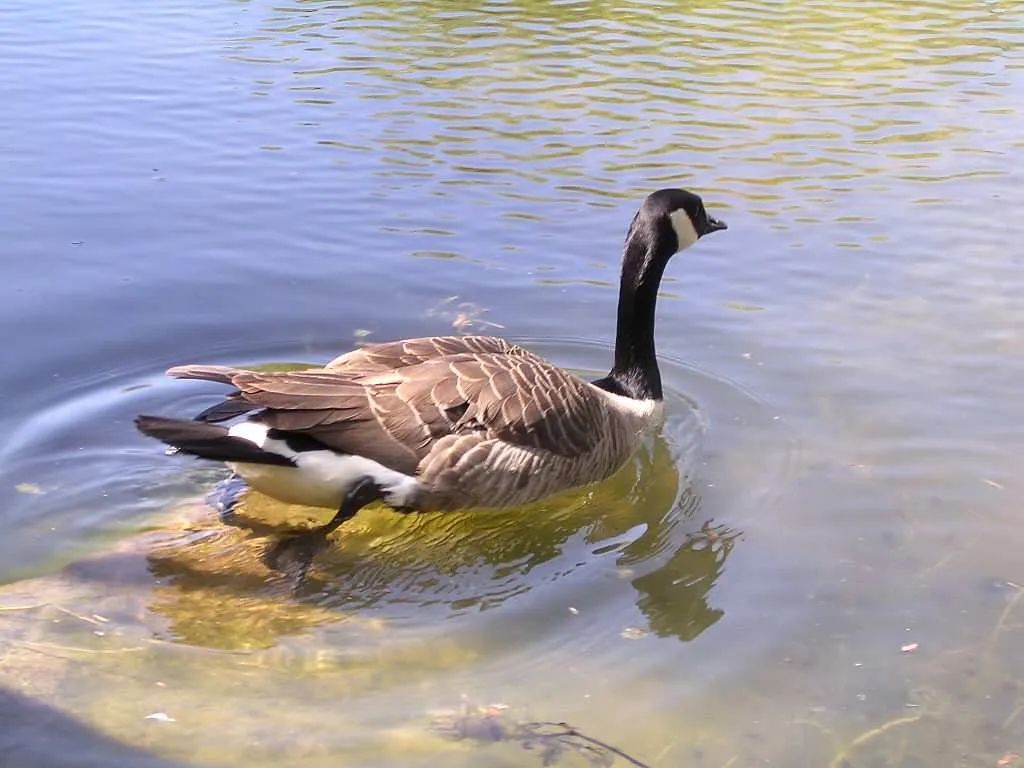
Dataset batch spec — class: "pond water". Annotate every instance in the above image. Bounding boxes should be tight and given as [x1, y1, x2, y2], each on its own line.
[2, 0, 1023, 765]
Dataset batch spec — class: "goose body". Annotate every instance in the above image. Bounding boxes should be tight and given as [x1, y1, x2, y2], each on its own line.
[137, 189, 726, 530]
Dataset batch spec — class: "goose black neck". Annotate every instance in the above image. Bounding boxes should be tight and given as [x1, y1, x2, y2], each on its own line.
[606, 229, 669, 401]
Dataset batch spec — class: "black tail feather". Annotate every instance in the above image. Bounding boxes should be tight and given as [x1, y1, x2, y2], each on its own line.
[135, 416, 293, 466]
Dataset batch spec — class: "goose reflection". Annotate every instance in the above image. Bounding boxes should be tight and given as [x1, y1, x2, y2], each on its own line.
[142, 424, 736, 649]
[630, 518, 738, 642]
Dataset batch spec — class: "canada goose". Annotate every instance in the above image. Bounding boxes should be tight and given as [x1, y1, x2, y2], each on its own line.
[136, 189, 726, 549]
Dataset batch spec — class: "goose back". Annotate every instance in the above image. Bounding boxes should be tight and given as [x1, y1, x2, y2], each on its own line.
[170, 344, 660, 510]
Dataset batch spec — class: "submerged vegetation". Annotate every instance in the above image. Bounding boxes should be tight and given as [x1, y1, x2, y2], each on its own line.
[1, 487, 1023, 765]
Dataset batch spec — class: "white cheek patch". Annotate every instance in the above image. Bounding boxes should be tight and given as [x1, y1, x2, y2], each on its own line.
[668, 209, 700, 252]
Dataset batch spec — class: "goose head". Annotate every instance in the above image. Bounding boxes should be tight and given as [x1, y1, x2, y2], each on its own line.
[606, 188, 727, 401]
[619, 187, 727, 296]
[628, 188, 727, 262]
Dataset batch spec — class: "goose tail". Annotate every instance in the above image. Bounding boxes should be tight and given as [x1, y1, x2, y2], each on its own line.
[135, 416, 293, 466]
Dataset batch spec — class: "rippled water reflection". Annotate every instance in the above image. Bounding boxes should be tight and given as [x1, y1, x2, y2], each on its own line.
[2, 0, 1023, 765]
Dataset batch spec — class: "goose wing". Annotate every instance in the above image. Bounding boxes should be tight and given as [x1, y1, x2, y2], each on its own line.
[175, 336, 541, 424]
[209, 352, 605, 472]
[325, 335, 535, 374]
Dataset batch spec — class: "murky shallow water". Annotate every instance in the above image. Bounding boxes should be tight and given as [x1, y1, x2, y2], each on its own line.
[2, 0, 1024, 765]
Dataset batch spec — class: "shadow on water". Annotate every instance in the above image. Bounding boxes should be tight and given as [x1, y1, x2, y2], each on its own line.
[0, 685, 203, 768]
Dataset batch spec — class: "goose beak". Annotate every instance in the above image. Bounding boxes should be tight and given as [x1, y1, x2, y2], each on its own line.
[703, 217, 727, 235]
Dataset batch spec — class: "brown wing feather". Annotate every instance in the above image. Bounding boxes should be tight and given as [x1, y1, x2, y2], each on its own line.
[325, 335, 534, 374]
[169, 337, 543, 424]
[201, 351, 604, 471]
[166, 364, 242, 384]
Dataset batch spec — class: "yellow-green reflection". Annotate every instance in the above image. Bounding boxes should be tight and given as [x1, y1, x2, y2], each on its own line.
[139, 421, 724, 647]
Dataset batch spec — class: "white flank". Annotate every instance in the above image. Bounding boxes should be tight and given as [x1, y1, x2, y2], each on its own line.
[228, 421, 270, 446]
[226, 419, 420, 510]
[668, 209, 700, 251]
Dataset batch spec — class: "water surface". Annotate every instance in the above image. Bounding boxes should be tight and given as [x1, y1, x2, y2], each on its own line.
[2, 0, 1023, 765]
